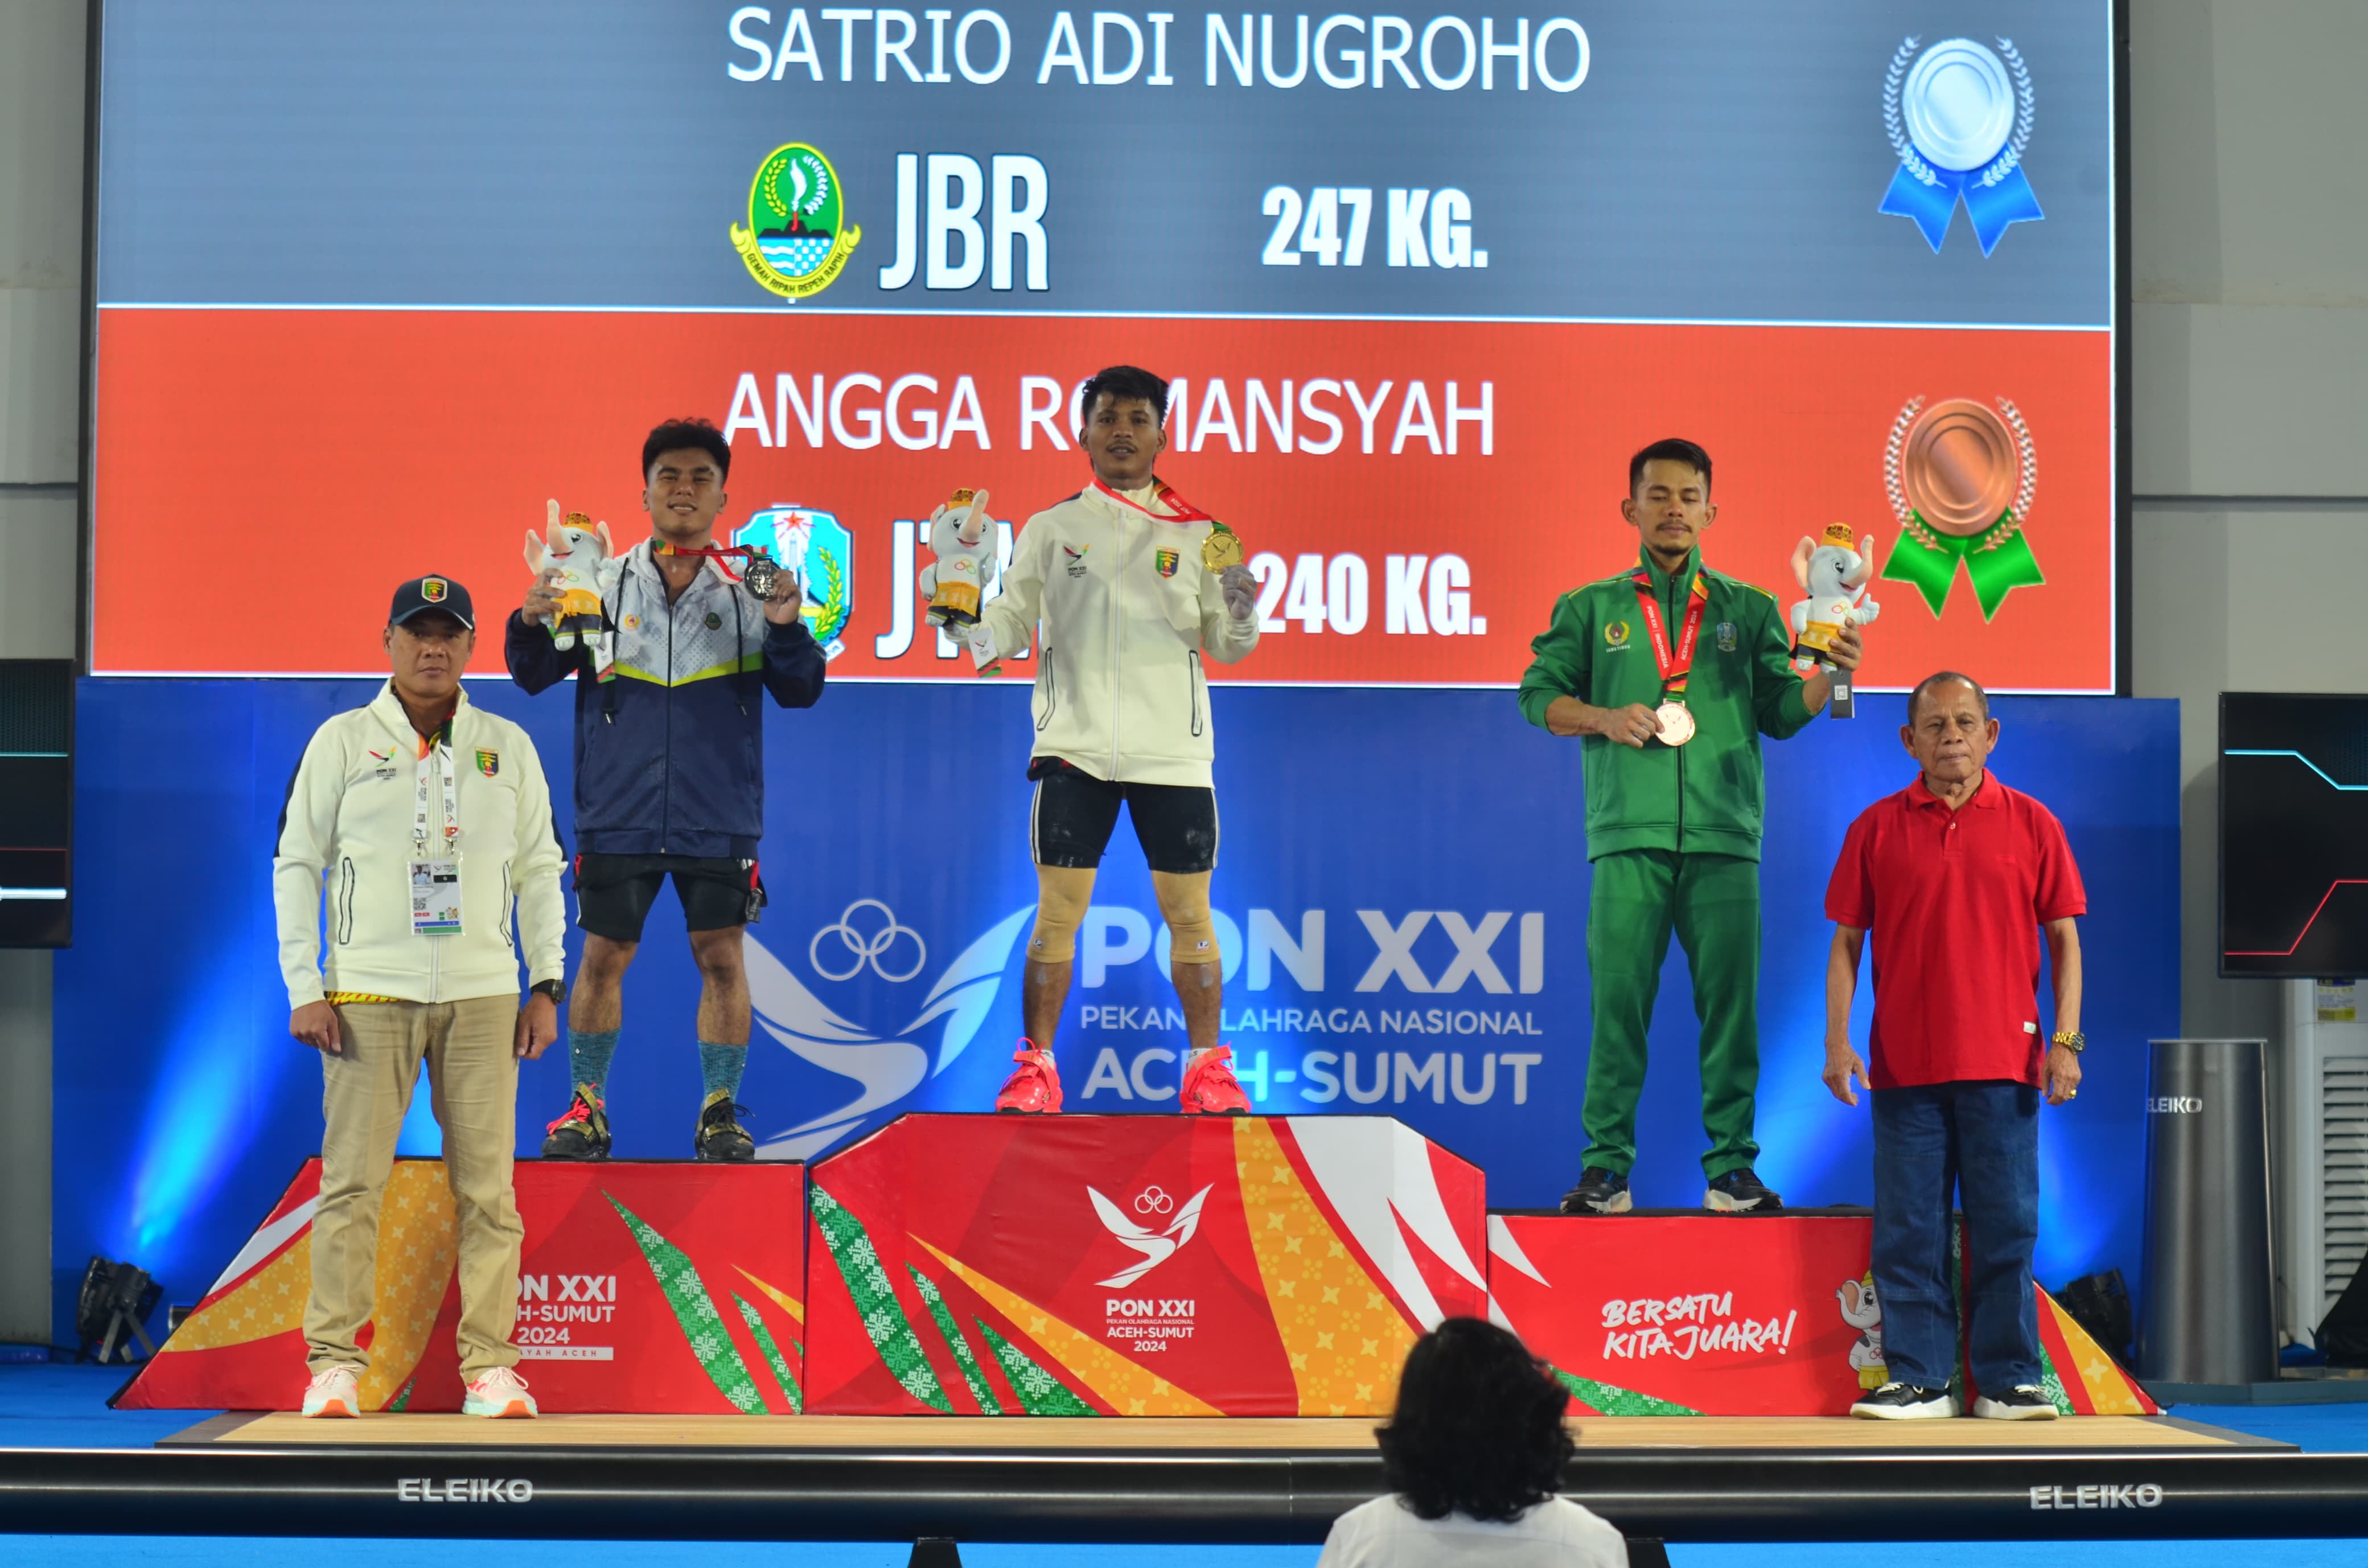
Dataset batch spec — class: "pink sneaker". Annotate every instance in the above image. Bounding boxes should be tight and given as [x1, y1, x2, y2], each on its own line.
[994, 1042, 1063, 1113]
[463, 1365, 538, 1418]
[301, 1365, 359, 1418]
[1179, 1044, 1252, 1115]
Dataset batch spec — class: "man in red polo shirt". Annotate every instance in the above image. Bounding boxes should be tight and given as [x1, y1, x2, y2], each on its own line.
[1821, 671, 2086, 1421]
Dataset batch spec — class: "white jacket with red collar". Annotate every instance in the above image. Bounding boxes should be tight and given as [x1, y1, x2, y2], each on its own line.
[977, 480, 1259, 788]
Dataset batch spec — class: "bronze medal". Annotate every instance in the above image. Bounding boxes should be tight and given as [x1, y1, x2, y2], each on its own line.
[1899, 400, 2019, 538]
[1654, 701, 1695, 747]
[1201, 520, 1244, 573]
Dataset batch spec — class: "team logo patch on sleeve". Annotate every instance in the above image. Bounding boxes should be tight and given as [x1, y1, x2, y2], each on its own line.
[1155, 547, 1179, 578]
[475, 750, 499, 777]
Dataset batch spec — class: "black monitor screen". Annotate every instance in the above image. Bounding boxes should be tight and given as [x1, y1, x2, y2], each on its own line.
[2221, 692, 2368, 979]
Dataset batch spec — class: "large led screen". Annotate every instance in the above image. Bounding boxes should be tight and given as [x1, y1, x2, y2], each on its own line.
[89, 3, 2120, 689]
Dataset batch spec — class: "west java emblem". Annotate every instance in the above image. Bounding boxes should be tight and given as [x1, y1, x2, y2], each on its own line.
[738, 505, 853, 660]
[1880, 395, 2045, 620]
[731, 143, 862, 301]
[1879, 36, 2042, 256]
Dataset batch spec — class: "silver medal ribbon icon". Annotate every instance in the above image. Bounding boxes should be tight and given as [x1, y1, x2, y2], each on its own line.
[808, 899, 927, 982]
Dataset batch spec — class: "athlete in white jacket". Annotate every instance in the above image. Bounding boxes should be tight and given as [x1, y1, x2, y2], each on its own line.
[272, 575, 566, 1419]
[963, 365, 1261, 1114]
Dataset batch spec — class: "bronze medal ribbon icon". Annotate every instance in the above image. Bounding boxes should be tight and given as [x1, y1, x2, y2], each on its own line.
[1879, 396, 2046, 620]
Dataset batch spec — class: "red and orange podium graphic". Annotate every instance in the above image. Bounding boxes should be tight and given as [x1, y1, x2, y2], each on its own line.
[802, 1114, 1488, 1416]
[116, 1160, 807, 1414]
[1487, 1213, 2157, 1418]
[119, 1122, 2158, 1420]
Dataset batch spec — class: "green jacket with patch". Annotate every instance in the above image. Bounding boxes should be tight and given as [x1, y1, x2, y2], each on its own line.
[1516, 546, 1816, 862]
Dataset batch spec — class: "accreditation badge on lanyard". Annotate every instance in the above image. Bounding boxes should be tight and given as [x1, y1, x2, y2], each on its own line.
[410, 735, 463, 935]
[1631, 567, 1709, 747]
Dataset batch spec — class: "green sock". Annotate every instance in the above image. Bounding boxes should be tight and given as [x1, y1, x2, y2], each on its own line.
[697, 1039, 748, 1104]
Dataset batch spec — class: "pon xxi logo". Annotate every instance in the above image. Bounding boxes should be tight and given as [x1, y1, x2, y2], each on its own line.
[1878, 36, 2042, 256]
[731, 143, 863, 300]
[743, 901, 1033, 1160]
[1089, 1182, 1214, 1289]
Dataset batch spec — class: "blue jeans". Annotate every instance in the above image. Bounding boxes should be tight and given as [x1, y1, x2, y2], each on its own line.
[1870, 1081, 2042, 1392]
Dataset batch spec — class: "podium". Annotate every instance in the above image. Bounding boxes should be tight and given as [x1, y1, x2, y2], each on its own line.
[117, 1123, 2155, 1420]
[115, 1159, 807, 1414]
[804, 1114, 1487, 1415]
[1490, 1211, 2159, 1417]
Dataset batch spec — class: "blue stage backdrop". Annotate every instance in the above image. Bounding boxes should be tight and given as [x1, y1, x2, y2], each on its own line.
[54, 680, 2176, 1328]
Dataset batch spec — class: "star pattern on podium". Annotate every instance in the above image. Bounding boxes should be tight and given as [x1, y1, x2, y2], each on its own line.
[1231, 1119, 1415, 1416]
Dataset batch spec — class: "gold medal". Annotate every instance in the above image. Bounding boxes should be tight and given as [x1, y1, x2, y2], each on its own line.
[1201, 520, 1244, 573]
[1655, 701, 1696, 747]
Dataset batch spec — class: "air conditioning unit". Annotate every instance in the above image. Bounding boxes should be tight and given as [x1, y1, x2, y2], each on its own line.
[2273, 979, 2368, 1346]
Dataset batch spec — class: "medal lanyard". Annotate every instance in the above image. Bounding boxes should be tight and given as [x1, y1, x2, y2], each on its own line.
[654, 541, 751, 582]
[1631, 567, 1709, 701]
[1090, 477, 1214, 525]
[413, 728, 460, 859]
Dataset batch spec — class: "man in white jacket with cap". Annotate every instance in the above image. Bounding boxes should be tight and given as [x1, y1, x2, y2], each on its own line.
[273, 574, 566, 1418]
[957, 365, 1263, 1114]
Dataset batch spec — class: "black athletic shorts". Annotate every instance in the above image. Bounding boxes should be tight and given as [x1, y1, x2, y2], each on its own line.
[1028, 757, 1218, 874]
[573, 852, 766, 942]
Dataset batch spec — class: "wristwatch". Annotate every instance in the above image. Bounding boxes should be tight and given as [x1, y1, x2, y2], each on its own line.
[2050, 1030, 2085, 1054]
[531, 978, 568, 1006]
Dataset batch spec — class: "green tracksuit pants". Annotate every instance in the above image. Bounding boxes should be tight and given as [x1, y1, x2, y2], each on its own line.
[1583, 848, 1762, 1180]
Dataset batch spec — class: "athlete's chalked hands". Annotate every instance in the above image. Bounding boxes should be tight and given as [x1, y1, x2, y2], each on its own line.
[1219, 564, 1258, 622]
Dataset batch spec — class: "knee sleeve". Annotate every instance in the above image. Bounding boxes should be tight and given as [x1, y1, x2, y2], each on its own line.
[1026, 865, 1096, 962]
[1152, 871, 1220, 965]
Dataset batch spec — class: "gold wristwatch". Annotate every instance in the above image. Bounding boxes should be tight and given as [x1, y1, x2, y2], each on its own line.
[2050, 1030, 2086, 1053]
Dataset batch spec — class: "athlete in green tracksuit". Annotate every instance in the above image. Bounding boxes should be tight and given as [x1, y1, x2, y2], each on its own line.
[1518, 439, 1864, 1215]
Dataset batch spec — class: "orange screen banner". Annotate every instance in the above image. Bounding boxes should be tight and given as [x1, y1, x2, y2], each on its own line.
[93, 308, 2111, 690]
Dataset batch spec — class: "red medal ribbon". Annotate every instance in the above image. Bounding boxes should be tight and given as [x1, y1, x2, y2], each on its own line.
[1631, 566, 1710, 700]
[653, 541, 756, 582]
[1090, 477, 1214, 525]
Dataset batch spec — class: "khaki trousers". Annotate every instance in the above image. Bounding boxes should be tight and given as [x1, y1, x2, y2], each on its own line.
[305, 995, 523, 1378]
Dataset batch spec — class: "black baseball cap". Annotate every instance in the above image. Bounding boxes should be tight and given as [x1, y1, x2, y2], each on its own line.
[389, 574, 475, 629]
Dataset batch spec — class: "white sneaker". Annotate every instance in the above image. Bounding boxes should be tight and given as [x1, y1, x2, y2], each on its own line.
[1973, 1385, 2062, 1420]
[301, 1365, 360, 1418]
[462, 1365, 538, 1418]
[1849, 1381, 1959, 1419]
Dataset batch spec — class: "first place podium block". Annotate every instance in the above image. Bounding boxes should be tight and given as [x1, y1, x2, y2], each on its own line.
[117, 1159, 808, 1414]
[803, 1114, 1487, 1417]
